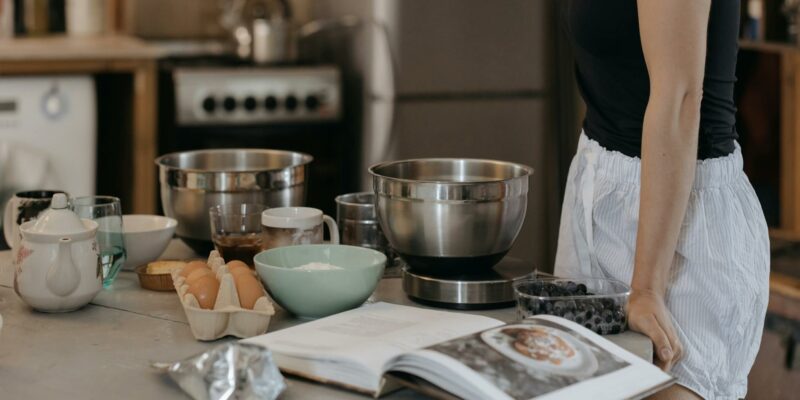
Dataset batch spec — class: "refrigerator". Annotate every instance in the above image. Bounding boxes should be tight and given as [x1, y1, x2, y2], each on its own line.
[301, 0, 564, 270]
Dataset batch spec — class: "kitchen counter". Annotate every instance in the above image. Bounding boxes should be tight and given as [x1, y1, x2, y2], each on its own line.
[0, 240, 652, 399]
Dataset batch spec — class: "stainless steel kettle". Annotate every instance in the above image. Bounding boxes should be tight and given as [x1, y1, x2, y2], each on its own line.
[221, 0, 295, 64]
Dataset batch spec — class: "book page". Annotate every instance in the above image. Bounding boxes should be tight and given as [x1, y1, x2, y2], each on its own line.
[389, 315, 672, 400]
[243, 302, 503, 378]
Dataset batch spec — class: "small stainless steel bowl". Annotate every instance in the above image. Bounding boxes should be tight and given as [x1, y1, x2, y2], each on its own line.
[156, 148, 312, 254]
[369, 158, 533, 275]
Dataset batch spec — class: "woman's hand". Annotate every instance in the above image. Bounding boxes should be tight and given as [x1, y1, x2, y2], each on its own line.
[628, 288, 683, 371]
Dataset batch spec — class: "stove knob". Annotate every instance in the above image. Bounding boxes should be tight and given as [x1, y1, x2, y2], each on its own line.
[304, 95, 320, 111]
[243, 96, 257, 111]
[284, 95, 298, 112]
[264, 95, 278, 111]
[201, 97, 216, 113]
[222, 96, 237, 112]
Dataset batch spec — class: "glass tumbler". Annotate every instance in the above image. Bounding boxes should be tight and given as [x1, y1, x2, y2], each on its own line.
[72, 196, 127, 288]
[209, 203, 266, 267]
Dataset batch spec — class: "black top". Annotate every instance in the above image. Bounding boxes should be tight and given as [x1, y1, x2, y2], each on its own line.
[566, 0, 740, 159]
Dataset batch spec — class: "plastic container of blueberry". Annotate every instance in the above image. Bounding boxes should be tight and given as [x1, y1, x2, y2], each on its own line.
[513, 277, 631, 335]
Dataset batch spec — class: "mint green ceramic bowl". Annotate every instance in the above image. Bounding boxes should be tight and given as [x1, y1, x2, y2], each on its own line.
[254, 244, 386, 318]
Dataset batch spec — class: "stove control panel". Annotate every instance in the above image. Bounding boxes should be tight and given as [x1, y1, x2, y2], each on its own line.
[174, 66, 341, 126]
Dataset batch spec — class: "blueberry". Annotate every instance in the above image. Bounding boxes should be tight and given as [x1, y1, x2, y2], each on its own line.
[602, 310, 613, 323]
[575, 315, 585, 324]
[566, 300, 577, 312]
[553, 301, 566, 315]
[544, 301, 554, 313]
[611, 324, 621, 334]
[566, 281, 578, 293]
[584, 322, 593, 330]
[614, 310, 625, 322]
[585, 310, 593, 320]
[594, 326, 603, 334]
[537, 301, 549, 314]
[563, 312, 575, 321]
[577, 283, 587, 293]
[540, 290, 550, 297]
[593, 316, 602, 325]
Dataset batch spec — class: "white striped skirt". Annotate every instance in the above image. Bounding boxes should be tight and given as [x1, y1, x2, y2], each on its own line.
[554, 133, 770, 399]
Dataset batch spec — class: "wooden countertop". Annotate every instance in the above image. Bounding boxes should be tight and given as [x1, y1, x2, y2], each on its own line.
[0, 35, 163, 62]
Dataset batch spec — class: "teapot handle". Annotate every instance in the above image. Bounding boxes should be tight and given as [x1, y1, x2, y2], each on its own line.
[3, 198, 16, 248]
[46, 238, 81, 297]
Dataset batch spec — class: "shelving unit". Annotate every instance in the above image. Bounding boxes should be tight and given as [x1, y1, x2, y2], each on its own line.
[737, 39, 800, 239]
[0, 35, 161, 214]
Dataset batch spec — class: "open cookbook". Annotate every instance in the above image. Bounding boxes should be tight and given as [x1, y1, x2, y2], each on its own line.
[243, 302, 674, 400]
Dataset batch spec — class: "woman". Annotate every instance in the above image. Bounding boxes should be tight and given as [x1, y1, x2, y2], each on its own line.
[556, 1, 769, 399]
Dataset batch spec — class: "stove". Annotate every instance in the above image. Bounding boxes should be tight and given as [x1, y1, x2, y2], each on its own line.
[172, 66, 341, 126]
[157, 56, 358, 217]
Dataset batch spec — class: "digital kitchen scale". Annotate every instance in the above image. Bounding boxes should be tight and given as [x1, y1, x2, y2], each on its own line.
[401, 256, 534, 310]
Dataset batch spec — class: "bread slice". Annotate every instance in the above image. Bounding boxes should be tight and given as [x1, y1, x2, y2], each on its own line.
[146, 260, 186, 275]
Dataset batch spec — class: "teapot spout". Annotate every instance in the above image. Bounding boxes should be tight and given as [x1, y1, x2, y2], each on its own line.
[46, 238, 81, 297]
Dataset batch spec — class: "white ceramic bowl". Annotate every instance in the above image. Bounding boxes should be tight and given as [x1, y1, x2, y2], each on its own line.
[122, 215, 178, 270]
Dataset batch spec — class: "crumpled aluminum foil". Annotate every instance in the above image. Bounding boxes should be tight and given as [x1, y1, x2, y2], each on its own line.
[153, 342, 286, 400]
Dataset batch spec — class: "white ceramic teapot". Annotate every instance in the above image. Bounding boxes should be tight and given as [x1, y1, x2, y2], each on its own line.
[14, 193, 101, 312]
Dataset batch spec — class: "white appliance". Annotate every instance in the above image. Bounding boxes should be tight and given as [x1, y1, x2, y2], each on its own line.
[0, 76, 97, 213]
[304, 0, 561, 268]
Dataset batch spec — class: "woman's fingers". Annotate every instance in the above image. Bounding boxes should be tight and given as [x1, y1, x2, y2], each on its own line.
[631, 314, 675, 371]
[655, 311, 684, 363]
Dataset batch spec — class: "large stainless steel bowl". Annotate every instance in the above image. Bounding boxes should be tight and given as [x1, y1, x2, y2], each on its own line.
[156, 149, 313, 254]
[369, 158, 533, 275]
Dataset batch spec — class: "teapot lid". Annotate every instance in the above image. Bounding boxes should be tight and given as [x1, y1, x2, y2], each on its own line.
[24, 194, 89, 235]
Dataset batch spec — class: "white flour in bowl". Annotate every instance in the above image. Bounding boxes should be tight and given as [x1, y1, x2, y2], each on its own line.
[295, 262, 344, 271]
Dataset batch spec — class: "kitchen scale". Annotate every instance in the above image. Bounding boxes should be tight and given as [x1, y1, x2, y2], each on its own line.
[401, 256, 534, 310]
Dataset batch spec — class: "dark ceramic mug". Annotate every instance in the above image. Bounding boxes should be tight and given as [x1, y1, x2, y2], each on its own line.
[3, 190, 67, 249]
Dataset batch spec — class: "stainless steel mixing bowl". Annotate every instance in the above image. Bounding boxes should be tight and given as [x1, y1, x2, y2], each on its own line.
[155, 149, 312, 254]
[369, 158, 533, 275]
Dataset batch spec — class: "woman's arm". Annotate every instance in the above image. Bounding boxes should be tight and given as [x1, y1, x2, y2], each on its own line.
[630, 0, 711, 371]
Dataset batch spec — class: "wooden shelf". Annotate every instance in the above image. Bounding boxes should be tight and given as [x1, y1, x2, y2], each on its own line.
[770, 273, 800, 321]
[0, 34, 162, 62]
[740, 39, 800, 54]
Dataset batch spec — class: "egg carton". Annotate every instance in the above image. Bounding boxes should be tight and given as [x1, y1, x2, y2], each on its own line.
[171, 251, 275, 341]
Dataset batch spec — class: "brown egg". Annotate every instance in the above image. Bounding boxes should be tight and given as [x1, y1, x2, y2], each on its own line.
[187, 275, 219, 309]
[227, 260, 250, 271]
[185, 268, 215, 286]
[180, 260, 209, 278]
[234, 273, 264, 309]
[229, 266, 254, 279]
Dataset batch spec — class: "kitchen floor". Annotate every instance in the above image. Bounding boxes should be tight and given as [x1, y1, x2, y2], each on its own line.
[747, 240, 800, 400]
